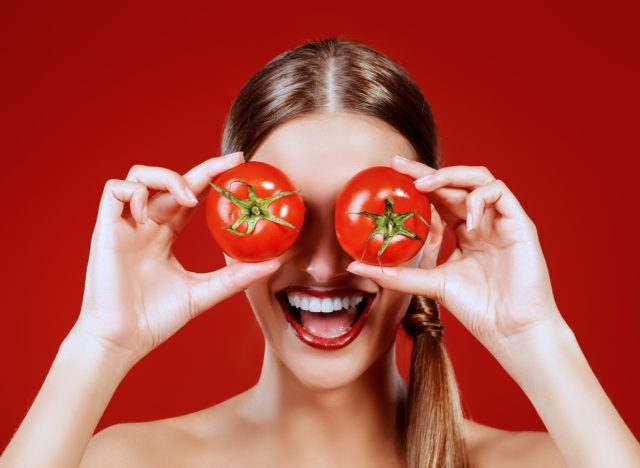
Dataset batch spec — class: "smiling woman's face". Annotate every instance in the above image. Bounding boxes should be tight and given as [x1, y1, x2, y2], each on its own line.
[226, 111, 424, 390]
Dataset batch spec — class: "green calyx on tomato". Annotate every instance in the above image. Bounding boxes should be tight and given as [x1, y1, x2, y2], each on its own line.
[349, 195, 430, 266]
[209, 180, 301, 236]
[335, 166, 432, 269]
[206, 160, 304, 262]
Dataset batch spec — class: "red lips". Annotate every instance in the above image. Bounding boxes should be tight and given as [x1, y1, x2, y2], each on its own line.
[276, 292, 374, 350]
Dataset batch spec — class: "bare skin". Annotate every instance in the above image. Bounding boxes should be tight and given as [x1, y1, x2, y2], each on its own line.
[78, 397, 564, 468]
[1, 112, 637, 468]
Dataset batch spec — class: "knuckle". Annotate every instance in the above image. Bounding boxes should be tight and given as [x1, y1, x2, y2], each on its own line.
[173, 174, 188, 189]
[130, 180, 146, 189]
[466, 192, 476, 205]
[127, 164, 145, 176]
[479, 165, 493, 176]
[103, 179, 147, 199]
[132, 182, 148, 197]
[153, 168, 182, 189]
[173, 171, 188, 185]
[104, 178, 120, 192]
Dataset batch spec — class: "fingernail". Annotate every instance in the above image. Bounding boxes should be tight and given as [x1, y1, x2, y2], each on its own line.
[224, 151, 244, 163]
[466, 212, 474, 231]
[256, 258, 281, 273]
[184, 187, 198, 203]
[393, 154, 409, 163]
[142, 205, 148, 223]
[347, 261, 366, 273]
[348, 261, 397, 276]
[414, 175, 433, 186]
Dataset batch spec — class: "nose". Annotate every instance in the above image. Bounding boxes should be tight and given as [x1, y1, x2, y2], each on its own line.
[293, 203, 351, 284]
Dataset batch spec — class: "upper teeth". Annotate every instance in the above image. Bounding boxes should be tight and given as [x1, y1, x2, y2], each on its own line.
[286, 293, 364, 313]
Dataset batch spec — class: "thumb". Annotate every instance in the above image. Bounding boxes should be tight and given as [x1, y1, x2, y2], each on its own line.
[187, 259, 281, 316]
[419, 204, 446, 270]
[346, 261, 445, 304]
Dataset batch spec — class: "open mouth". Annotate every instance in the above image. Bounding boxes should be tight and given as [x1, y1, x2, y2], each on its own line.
[275, 288, 375, 350]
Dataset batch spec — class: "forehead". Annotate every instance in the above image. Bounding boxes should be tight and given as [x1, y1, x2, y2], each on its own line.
[251, 112, 417, 200]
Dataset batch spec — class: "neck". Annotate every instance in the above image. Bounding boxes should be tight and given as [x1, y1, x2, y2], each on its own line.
[239, 341, 407, 465]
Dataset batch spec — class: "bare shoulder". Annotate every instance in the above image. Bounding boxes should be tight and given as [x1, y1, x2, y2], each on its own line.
[79, 419, 193, 468]
[80, 396, 244, 468]
[462, 418, 566, 468]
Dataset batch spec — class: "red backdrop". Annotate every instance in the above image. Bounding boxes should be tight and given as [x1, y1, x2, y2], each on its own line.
[2, 0, 638, 449]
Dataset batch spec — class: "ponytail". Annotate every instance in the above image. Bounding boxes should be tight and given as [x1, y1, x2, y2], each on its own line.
[402, 295, 470, 468]
[218, 34, 466, 465]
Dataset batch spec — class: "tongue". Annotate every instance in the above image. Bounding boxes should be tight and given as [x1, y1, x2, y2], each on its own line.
[299, 307, 358, 338]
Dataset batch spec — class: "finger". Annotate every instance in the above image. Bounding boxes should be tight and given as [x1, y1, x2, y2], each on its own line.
[347, 260, 445, 304]
[391, 154, 469, 203]
[413, 165, 496, 192]
[429, 191, 468, 227]
[97, 179, 150, 225]
[391, 154, 471, 227]
[186, 258, 280, 317]
[419, 204, 445, 270]
[125, 164, 200, 224]
[466, 179, 528, 230]
[151, 152, 245, 229]
[409, 163, 498, 228]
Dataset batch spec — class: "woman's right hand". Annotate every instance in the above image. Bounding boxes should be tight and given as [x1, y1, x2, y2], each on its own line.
[71, 151, 281, 364]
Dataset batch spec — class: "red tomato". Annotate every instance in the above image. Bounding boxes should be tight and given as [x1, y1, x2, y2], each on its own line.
[334, 166, 431, 267]
[205, 161, 305, 262]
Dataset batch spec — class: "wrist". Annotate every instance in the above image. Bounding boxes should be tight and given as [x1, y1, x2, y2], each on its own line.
[490, 312, 575, 359]
[0, 323, 138, 467]
[62, 325, 140, 378]
[487, 311, 640, 467]
[488, 312, 579, 391]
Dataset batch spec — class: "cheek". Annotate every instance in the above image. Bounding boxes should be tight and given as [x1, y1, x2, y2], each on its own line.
[243, 282, 277, 335]
[388, 292, 412, 325]
[372, 290, 412, 337]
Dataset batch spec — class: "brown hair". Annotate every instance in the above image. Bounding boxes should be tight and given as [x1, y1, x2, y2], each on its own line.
[220, 36, 469, 468]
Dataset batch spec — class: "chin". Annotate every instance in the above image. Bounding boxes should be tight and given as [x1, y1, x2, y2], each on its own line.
[281, 347, 373, 391]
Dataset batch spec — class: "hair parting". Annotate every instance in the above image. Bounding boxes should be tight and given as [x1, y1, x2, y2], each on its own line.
[221, 36, 469, 467]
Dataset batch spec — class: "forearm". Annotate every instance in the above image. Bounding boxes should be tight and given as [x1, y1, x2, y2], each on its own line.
[0, 328, 136, 468]
[491, 313, 640, 468]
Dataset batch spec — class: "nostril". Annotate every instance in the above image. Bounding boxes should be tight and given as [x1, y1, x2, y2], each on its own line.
[292, 224, 348, 275]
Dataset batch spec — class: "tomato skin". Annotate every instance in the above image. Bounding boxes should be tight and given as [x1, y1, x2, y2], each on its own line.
[205, 161, 305, 262]
[334, 166, 431, 267]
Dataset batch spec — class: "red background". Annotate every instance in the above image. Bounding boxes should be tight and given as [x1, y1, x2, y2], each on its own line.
[1, 0, 638, 449]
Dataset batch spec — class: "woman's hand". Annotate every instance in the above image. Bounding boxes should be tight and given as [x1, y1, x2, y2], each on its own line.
[346, 154, 564, 354]
[71, 152, 281, 364]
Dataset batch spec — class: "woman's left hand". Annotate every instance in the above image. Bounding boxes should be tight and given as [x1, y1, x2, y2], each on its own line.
[346, 154, 566, 354]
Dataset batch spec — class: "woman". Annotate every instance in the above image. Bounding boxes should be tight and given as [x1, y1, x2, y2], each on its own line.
[1, 38, 638, 468]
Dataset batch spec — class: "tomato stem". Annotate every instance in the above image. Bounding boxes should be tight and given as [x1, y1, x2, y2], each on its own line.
[210, 180, 301, 237]
[348, 196, 430, 271]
